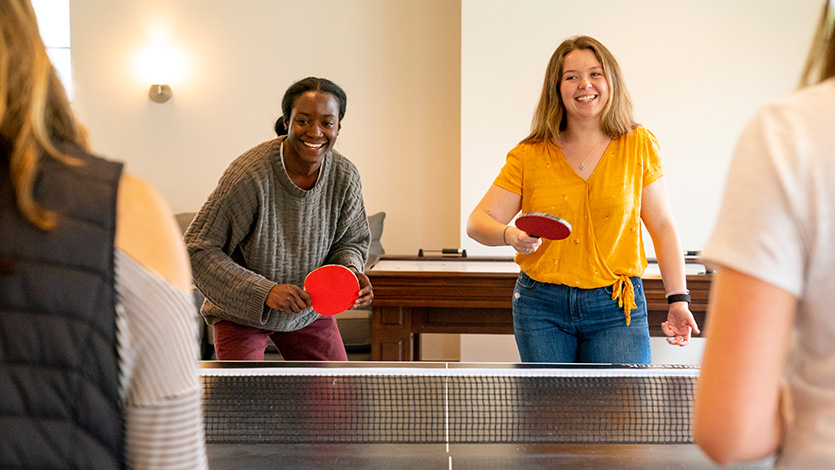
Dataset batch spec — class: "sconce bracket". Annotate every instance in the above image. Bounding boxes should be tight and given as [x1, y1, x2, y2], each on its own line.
[149, 84, 172, 103]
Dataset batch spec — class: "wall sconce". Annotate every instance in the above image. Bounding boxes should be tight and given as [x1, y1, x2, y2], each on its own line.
[149, 84, 172, 103]
[136, 40, 186, 104]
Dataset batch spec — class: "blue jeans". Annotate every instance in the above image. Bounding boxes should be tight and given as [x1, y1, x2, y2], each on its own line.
[512, 272, 651, 364]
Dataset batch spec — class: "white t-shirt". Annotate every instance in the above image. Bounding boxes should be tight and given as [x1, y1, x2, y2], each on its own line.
[702, 78, 835, 469]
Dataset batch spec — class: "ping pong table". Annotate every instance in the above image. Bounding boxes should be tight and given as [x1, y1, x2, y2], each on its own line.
[202, 361, 770, 469]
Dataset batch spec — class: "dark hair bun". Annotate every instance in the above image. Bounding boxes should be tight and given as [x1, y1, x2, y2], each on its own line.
[274, 116, 287, 136]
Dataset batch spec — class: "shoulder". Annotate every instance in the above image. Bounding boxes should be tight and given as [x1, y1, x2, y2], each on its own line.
[775, 78, 835, 112]
[327, 147, 362, 180]
[43, 143, 123, 189]
[620, 127, 657, 144]
[224, 138, 281, 180]
[756, 79, 835, 136]
[507, 141, 550, 161]
[616, 127, 661, 156]
[115, 173, 192, 291]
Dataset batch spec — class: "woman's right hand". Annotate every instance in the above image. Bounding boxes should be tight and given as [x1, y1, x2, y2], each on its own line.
[265, 284, 311, 313]
[506, 226, 543, 254]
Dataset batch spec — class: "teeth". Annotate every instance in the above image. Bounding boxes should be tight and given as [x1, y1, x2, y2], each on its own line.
[303, 142, 323, 148]
[577, 95, 596, 102]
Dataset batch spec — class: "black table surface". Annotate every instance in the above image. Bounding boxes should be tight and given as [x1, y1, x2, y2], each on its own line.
[208, 443, 772, 470]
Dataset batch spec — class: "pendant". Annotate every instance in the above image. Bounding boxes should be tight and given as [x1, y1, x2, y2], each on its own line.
[579, 163, 585, 171]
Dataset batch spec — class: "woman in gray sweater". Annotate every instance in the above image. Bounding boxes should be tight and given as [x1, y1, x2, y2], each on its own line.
[186, 77, 372, 360]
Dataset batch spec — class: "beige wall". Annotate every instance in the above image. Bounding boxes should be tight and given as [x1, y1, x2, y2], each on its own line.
[70, 0, 461, 256]
[69, 1, 822, 363]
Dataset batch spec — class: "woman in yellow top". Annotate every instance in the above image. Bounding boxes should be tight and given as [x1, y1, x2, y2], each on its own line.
[467, 35, 699, 363]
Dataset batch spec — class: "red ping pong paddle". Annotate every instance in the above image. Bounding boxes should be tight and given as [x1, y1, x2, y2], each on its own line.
[303, 265, 360, 315]
[515, 212, 572, 240]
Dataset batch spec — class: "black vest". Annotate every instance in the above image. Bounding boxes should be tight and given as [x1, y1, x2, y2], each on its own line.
[0, 144, 125, 469]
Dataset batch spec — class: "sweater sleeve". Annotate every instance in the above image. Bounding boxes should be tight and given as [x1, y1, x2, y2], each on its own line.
[184, 150, 276, 324]
[326, 165, 371, 272]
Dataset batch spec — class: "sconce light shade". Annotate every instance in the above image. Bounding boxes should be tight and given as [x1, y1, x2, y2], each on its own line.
[149, 84, 172, 103]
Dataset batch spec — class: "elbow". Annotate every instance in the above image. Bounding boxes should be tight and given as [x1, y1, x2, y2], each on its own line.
[694, 431, 739, 465]
[465, 213, 478, 240]
[694, 417, 778, 465]
[695, 437, 775, 466]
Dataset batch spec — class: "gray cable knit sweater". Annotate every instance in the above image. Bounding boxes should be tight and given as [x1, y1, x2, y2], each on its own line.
[185, 136, 370, 332]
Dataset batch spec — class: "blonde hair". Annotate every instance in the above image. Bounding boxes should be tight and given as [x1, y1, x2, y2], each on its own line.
[522, 35, 638, 146]
[800, 0, 835, 86]
[0, 0, 86, 230]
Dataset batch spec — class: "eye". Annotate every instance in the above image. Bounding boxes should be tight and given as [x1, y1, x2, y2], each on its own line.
[322, 121, 335, 128]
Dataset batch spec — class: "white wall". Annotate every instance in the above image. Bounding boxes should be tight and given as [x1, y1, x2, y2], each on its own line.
[70, 0, 461, 256]
[460, 0, 822, 257]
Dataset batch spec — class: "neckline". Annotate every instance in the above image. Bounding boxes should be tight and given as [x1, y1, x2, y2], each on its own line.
[279, 139, 326, 191]
[553, 138, 612, 182]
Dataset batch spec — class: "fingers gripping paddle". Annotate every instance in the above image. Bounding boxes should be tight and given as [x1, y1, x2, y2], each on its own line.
[304, 265, 359, 315]
[515, 212, 572, 240]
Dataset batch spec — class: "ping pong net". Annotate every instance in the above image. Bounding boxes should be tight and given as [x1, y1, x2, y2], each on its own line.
[201, 362, 698, 445]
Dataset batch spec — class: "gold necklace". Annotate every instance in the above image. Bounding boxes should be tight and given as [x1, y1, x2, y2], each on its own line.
[577, 136, 607, 171]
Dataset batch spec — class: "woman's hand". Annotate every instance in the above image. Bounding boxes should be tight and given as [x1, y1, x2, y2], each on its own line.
[506, 226, 543, 254]
[265, 284, 311, 314]
[661, 302, 701, 346]
[351, 270, 374, 309]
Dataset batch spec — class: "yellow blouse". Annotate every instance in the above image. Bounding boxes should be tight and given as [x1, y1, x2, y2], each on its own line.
[493, 127, 664, 324]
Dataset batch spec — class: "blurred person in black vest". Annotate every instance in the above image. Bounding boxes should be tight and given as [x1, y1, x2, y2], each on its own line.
[0, 1, 207, 468]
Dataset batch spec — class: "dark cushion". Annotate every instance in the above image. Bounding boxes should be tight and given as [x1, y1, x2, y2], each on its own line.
[175, 212, 196, 234]
[367, 211, 385, 266]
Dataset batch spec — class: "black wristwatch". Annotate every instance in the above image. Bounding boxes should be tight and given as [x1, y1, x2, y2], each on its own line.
[666, 294, 691, 305]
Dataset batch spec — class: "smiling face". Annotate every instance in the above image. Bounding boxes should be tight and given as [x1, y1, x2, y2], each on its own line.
[284, 91, 341, 168]
[559, 48, 610, 126]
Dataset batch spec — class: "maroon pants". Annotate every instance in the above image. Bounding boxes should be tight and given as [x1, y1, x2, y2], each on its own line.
[212, 316, 348, 361]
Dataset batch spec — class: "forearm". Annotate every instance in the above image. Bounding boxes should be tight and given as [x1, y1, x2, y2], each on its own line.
[326, 190, 371, 271]
[188, 244, 275, 320]
[327, 243, 368, 272]
[184, 180, 277, 319]
[467, 184, 522, 247]
[467, 210, 513, 247]
[695, 267, 794, 463]
[649, 223, 687, 293]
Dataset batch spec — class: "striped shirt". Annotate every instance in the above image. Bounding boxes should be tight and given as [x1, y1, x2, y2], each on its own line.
[115, 250, 207, 469]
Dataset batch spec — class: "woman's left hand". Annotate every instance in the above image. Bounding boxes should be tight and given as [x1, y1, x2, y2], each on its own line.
[352, 270, 374, 309]
[661, 303, 701, 346]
